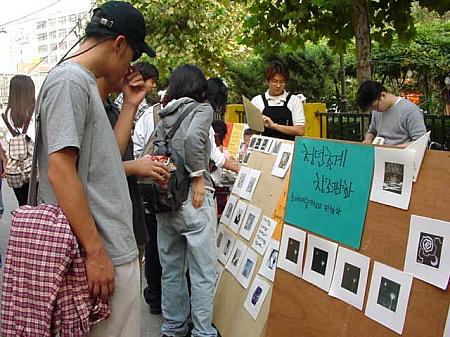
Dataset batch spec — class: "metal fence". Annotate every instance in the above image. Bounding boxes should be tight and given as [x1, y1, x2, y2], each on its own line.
[316, 112, 450, 151]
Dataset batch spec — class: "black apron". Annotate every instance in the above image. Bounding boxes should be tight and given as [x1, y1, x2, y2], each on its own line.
[261, 93, 295, 141]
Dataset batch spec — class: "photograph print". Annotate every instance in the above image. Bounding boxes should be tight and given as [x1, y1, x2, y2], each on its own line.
[225, 239, 248, 276]
[239, 204, 262, 241]
[242, 151, 252, 165]
[376, 277, 401, 312]
[271, 140, 282, 155]
[404, 215, 450, 289]
[254, 137, 262, 150]
[249, 136, 257, 149]
[277, 225, 306, 278]
[237, 248, 259, 289]
[286, 238, 300, 264]
[220, 194, 238, 226]
[279, 151, 291, 170]
[260, 138, 269, 152]
[258, 239, 280, 282]
[383, 162, 404, 195]
[229, 200, 248, 233]
[271, 143, 294, 178]
[241, 169, 261, 201]
[341, 262, 361, 294]
[244, 275, 271, 320]
[311, 247, 329, 276]
[245, 177, 256, 193]
[218, 231, 236, 265]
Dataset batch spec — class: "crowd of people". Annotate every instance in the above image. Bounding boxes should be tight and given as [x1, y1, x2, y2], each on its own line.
[0, 1, 427, 337]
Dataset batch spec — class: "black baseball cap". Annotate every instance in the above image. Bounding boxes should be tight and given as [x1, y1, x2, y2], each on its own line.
[89, 1, 156, 60]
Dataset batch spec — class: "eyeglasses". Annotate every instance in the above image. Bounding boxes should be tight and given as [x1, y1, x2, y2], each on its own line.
[126, 39, 141, 62]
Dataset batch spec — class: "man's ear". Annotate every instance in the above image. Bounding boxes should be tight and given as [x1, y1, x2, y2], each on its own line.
[113, 35, 127, 53]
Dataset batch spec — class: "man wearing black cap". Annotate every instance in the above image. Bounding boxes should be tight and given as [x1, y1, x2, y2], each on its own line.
[34, 2, 158, 336]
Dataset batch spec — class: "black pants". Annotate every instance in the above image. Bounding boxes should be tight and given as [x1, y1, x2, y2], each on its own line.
[143, 212, 162, 308]
[13, 182, 29, 206]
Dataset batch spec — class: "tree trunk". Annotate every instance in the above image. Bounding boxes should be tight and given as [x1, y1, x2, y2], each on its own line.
[339, 53, 349, 113]
[353, 0, 371, 85]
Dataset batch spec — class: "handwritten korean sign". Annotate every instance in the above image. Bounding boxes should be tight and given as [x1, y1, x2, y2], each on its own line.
[285, 138, 374, 249]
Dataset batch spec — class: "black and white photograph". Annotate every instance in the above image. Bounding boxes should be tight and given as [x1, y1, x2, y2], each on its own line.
[404, 215, 450, 289]
[260, 138, 269, 152]
[272, 143, 294, 178]
[245, 177, 256, 193]
[286, 238, 300, 264]
[232, 167, 250, 195]
[249, 136, 257, 149]
[225, 240, 248, 276]
[265, 139, 274, 154]
[244, 276, 271, 320]
[329, 246, 371, 310]
[376, 277, 401, 312]
[220, 194, 238, 226]
[278, 225, 306, 278]
[341, 263, 361, 294]
[216, 231, 224, 249]
[302, 234, 338, 292]
[271, 140, 282, 155]
[258, 239, 280, 282]
[383, 162, 404, 195]
[242, 151, 252, 165]
[370, 147, 414, 210]
[229, 200, 248, 233]
[416, 232, 443, 269]
[239, 204, 262, 241]
[218, 231, 236, 265]
[237, 248, 259, 289]
[254, 137, 262, 151]
[365, 262, 413, 334]
[311, 247, 329, 276]
[279, 152, 291, 169]
[240, 169, 261, 201]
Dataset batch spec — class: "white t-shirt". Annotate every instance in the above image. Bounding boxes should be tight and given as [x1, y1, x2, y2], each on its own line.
[209, 127, 226, 185]
[132, 105, 155, 158]
[251, 90, 305, 125]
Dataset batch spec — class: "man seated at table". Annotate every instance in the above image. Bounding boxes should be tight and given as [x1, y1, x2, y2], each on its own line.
[357, 80, 426, 147]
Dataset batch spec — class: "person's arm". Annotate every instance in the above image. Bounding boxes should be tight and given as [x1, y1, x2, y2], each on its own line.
[363, 112, 378, 144]
[363, 133, 375, 144]
[48, 148, 114, 299]
[262, 115, 305, 136]
[223, 158, 240, 173]
[123, 157, 170, 181]
[406, 109, 427, 142]
[113, 71, 145, 156]
[185, 104, 213, 208]
[0, 142, 6, 176]
[132, 108, 153, 158]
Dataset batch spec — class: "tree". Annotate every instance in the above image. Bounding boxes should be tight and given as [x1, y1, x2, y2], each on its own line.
[242, 0, 450, 85]
[125, 0, 248, 80]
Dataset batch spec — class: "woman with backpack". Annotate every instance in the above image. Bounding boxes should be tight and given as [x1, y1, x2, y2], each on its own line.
[3, 75, 35, 206]
[153, 65, 218, 337]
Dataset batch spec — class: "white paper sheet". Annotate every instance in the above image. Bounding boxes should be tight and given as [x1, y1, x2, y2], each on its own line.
[370, 147, 414, 210]
[365, 262, 413, 335]
[244, 275, 271, 320]
[225, 239, 248, 276]
[219, 194, 239, 226]
[329, 246, 371, 310]
[217, 231, 236, 265]
[443, 305, 450, 337]
[253, 136, 263, 151]
[251, 216, 277, 256]
[240, 169, 262, 201]
[271, 143, 294, 178]
[242, 150, 252, 165]
[213, 263, 225, 297]
[229, 200, 248, 234]
[265, 138, 274, 154]
[404, 215, 450, 289]
[277, 225, 307, 278]
[237, 248, 259, 289]
[231, 167, 251, 196]
[239, 204, 262, 241]
[216, 224, 226, 250]
[405, 131, 430, 182]
[302, 234, 338, 292]
[270, 140, 282, 155]
[248, 135, 258, 150]
[259, 137, 271, 152]
[258, 239, 280, 282]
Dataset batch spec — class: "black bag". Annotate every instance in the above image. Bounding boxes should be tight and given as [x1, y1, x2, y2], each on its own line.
[151, 106, 194, 213]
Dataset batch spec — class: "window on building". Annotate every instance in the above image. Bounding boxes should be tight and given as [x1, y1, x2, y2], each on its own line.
[49, 18, 56, 27]
[58, 16, 66, 24]
[37, 33, 47, 41]
[50, 56, 58, 64]
[50, 43, 57, 52]
[49, 31, 57, 39]
[36, 21, 46, 29]
[38, 45, 48, 53]
[42, 56, 48, 64]
[59, 29, 66, 38]
[59, 41, 67, 50]
[69, 14, 77, 22]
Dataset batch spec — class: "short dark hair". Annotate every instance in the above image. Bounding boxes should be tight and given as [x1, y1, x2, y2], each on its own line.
[207, 77, 228, 115]
[357, 80, 387, 111]
[84, 21, 120, 41]
[212, 120, 228, 146]
[244, 128, 254, 136]
[133, 62, 159, 81]
[266, 60, 289, 82]
[167, 64, 207, 103]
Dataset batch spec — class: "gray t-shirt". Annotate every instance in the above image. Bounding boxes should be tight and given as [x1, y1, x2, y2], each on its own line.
[367, 98, 426, 145]
[36, 61, 137, 266]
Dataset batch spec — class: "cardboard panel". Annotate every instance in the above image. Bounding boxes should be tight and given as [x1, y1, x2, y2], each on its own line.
[266, 150, 450, 337]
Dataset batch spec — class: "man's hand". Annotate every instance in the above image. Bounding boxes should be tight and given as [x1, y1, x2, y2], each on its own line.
[1, 158, 7, 177]
[192, 176, 205, 208]
[263, 115, 276, 129]
[122, 69, 146, 110]
[85, 244, 115, 300]
[132, 157, 170, 181]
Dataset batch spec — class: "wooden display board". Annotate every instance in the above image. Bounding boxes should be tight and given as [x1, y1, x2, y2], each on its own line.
[213, 144, 291, 337]
[266, 149, 450, 337]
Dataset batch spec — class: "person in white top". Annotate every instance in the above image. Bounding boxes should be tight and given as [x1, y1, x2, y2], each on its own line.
[251, 61, 305, 140]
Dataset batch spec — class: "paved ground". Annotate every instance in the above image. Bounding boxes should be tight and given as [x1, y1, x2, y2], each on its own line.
[0, 183, 163, 336]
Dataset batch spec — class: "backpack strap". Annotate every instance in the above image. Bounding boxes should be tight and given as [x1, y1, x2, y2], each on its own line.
[2, 112, 20, 137]
[165, 102, 198, 140]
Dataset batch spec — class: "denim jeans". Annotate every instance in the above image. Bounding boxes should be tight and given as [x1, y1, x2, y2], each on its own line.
[157, 189, 217, 337]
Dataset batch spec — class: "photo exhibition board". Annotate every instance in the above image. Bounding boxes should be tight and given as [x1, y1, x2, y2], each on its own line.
[285, 137, 374, 249]
[266, 149, 450, 337]
[213, 139, 294, 337]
